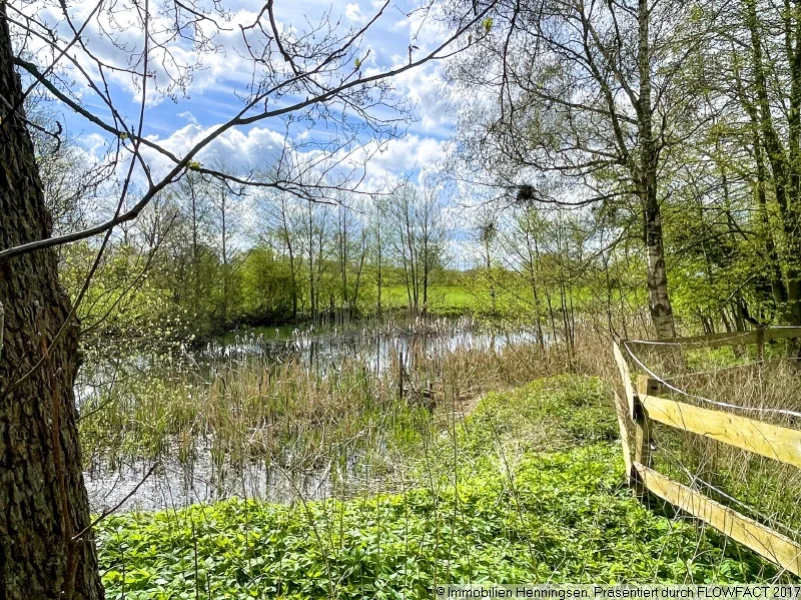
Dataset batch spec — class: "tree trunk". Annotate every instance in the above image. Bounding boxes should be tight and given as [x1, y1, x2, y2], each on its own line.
[642, 188, 676, 339]
[753, 131, 789, 317]
[527, 230, 546, 351]
[191, 184, 200, 300]
[484, 236, 495, 315]
[0, 8, 104, 599]
[220, 188, 228, 326]
[307, 201, 316, 323]
[376, 217, 383, 319]
[744, 0, 801, 326]
[637, 0, 676, 339]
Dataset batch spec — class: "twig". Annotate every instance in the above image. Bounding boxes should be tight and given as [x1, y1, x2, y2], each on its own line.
[72, 462, 159, 541]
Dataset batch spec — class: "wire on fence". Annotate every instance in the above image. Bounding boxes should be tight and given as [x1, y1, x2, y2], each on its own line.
[614, 332, 801, 578]
[622, 341, 801, 420]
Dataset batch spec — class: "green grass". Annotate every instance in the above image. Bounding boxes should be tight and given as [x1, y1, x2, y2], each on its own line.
[379, 285, 478, 315]
[94, 376, 784, 599]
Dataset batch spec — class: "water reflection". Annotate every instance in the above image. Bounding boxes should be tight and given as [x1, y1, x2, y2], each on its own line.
[204, 318, 541, 374]
[80, 317, 544, 512]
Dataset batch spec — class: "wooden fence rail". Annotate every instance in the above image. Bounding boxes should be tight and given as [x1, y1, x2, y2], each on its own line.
[624, 327, 801, 352]
[613, 331, 801, 577]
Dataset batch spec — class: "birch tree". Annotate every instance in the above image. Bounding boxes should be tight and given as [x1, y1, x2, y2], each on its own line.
[450, 0, 711, 338]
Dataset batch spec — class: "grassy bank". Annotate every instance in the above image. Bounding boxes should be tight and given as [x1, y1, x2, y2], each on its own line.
[95, 376, 783, 599]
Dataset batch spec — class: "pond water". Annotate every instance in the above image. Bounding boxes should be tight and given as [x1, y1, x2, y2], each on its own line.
[80, 317, 544, 512]
[84, 447, 338, 514]
[205, 317, 541, 372]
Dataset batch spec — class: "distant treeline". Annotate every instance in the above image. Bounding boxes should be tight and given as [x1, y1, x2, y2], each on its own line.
[60, 176, 470, 344]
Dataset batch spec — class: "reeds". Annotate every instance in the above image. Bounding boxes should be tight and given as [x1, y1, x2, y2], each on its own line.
[78, 319, 607, 509]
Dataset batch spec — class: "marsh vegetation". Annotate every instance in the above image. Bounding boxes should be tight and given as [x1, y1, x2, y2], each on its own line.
[78, 317, 556, 511]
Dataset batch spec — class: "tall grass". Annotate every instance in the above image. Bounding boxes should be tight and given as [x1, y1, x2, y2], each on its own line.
[78, 319, 614, 508]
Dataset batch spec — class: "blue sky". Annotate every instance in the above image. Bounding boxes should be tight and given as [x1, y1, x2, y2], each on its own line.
[25, 0, 461, 186]
[14, 0, 489, 266]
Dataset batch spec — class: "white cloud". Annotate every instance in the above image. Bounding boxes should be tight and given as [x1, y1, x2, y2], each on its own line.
[331, 134, 449, 192]
[372, 134, 448, 172]
[177, 111, 199, 125]
[345, 3, 366, 23]
[392, 65, 456, 133]
[140, 123, 287, 179]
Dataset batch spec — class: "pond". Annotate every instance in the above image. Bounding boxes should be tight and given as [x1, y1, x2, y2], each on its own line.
[79, 317, 544, 512]
[206, 317, 542, 371]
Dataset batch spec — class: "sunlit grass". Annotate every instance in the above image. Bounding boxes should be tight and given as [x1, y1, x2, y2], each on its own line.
[95, 376, 783, 600]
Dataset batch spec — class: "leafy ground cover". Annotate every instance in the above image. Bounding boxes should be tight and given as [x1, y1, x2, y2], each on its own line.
[95, 376, 783, 599]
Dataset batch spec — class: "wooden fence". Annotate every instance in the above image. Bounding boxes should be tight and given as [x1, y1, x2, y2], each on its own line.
[613, 328, 801, 577]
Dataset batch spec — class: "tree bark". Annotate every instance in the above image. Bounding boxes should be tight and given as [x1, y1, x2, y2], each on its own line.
[638, 0, 676, 339]
[0, 7, 104, 599]
[641, 185, 676, 339]
[525, 222, 546, 351]
[744, 0, 801, 325]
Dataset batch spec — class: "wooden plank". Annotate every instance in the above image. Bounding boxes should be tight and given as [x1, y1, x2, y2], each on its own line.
[627, 331, 758, 350]
[614, 391, 633, 479]
[640, 394, 801, 470]
[633, 463, 801, 576]
[612, 341, 636, 415]
[767, 328, 801, 343]
[634, 377, 654, 469]
[626, 327, 801, 352]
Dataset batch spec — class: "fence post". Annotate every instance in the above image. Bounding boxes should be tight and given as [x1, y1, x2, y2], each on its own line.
[612, 342, 636, 485]
[614, 392, 633, 478]
[634, 375, 658, 471]
[756, 326, 765, 361]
